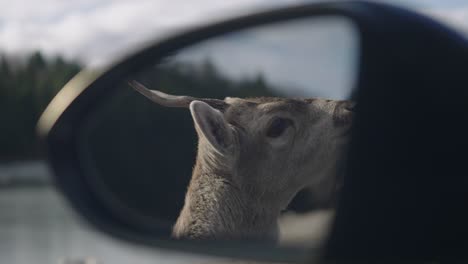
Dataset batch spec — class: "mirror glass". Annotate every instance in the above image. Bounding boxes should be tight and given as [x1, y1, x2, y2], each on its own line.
[77, 16, 359, 249]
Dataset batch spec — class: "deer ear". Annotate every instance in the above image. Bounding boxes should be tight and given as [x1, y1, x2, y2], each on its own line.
[189, 101, 232, 153]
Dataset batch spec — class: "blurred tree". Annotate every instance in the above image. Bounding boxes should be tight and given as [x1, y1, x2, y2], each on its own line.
[0, 51, 81, 160]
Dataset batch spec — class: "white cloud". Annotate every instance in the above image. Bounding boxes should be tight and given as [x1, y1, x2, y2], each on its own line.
[0, 0, 467, 68]
[0, 0, 301, 66]
[175, 16, 359, 99]
[423, 6, 468, 36]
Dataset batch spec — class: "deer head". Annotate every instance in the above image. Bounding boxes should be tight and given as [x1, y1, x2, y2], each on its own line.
[130, 81, 354, 241]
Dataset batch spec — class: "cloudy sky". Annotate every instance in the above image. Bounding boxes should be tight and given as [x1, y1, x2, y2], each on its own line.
[174, 16, 359, 98]
[0, 0, 467, 68]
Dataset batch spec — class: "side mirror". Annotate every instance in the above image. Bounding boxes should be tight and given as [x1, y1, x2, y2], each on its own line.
[38, 1, 468, 262]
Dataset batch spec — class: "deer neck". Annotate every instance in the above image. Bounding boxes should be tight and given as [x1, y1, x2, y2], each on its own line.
[172, 157, 281, 242]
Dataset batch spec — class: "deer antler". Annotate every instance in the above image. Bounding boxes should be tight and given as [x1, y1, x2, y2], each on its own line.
[129, 80, 228, 111]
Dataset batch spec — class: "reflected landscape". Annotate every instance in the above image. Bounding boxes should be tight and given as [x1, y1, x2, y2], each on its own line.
[76, 16, 359, 248]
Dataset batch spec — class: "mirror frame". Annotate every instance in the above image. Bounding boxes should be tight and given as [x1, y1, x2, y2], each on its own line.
[37, 1, 468, 262]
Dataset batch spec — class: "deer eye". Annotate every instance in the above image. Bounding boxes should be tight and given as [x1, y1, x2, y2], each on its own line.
[266, 118, 293, 138]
